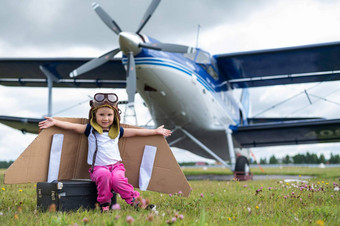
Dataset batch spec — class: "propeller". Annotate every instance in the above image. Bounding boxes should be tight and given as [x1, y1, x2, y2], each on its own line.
[139, 43, 195, 53]
[69, 48, 120, 78]
[92, 2, 122, 35]
[136, 0, 161, 34]
[69, 0, 194, 105]
[126, 52, 136, 104]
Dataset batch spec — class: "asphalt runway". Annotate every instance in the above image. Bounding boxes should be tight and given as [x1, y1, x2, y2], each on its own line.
[185, 174, 313, 181]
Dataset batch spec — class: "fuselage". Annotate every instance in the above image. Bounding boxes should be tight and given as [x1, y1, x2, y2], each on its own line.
[120, 33, 247, 132]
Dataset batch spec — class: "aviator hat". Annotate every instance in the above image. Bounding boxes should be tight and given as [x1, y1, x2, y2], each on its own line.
[89, 93, 120, 139]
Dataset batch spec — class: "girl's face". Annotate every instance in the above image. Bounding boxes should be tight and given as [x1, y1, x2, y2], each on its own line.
[95, 107, 114, 130]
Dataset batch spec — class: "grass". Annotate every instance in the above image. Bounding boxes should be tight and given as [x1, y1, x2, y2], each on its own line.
[0, 168, 339, 225]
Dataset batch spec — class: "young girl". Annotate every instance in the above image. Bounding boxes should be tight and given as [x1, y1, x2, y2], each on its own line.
[39, 93, 172, 212]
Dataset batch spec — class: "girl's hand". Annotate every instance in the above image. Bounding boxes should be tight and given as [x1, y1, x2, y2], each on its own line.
[155, 125, 172, 137]
[39, 116, 56, 129]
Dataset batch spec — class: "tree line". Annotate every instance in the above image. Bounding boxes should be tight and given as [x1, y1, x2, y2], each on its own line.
[0, 161, 14, 169]
[2, 153, 339, 168]
[259, 152, 340, 164]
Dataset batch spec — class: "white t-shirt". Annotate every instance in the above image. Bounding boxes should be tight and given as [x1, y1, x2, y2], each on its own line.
[85, 124, 124, 166]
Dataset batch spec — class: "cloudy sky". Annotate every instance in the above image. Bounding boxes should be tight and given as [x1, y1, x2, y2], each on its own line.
[1, 0, 340, 163]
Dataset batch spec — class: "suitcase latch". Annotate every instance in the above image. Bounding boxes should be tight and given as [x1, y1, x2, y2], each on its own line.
[38, 188, 42, 198]
[51, 191, 56, 200]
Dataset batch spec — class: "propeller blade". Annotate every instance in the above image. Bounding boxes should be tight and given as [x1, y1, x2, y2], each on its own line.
[126, 52, 136, 104]
[92, 2, 122, 35]
[139, 42, 195, 53]
[136, 0, 161, 34]
[69, 48, 120, 77]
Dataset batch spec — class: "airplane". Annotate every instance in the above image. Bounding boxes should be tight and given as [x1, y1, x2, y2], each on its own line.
[1, 0, 340, 171]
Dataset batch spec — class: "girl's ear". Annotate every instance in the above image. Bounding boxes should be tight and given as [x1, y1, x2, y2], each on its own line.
[93, 110, 97, 120]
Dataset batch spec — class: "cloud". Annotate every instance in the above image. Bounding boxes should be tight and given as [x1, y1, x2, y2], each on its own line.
[198, 0, 340, 54]
[1, 0, 340, 162]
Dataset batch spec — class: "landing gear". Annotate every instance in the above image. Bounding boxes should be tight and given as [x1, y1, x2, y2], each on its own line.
[123, 103, 138, 125]
[225, 129, 236, 170]
[173, 127, 232, 170]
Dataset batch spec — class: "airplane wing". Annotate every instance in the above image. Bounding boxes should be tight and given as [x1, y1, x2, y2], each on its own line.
[246, 117, 322, 124]
[0, 58, 127, 133]
[231, 118, 340, 148]
[214, 41, 340, 88]
[0, 58, 126, 88]
[0, 116, 42, 134]
[214, 42, 340, 149]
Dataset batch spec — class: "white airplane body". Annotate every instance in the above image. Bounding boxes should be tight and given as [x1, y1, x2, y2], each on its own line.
[120, 33, 241, 129]
[133, 56, 239, 130]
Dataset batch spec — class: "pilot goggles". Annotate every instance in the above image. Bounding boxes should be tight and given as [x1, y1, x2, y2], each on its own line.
[91, 93, 118, 107]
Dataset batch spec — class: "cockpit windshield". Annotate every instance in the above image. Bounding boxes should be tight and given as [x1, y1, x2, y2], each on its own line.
[184, 49, 219, 80]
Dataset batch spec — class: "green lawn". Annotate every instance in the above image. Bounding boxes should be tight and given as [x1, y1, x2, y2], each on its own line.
[0, 168, 339, 225]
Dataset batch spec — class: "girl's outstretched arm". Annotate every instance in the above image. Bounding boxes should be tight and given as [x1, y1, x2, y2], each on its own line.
[123, 125, 172, 138]
[39, 116, 86, 134]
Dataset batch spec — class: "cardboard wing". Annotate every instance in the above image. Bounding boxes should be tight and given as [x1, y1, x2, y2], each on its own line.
[4, 118, 191, 197]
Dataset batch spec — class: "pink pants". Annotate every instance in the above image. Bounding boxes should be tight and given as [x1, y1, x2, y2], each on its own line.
[89, 162, 140, 205]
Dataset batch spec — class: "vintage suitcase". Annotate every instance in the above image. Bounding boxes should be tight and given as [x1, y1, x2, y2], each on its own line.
[37, 180, 117, 211]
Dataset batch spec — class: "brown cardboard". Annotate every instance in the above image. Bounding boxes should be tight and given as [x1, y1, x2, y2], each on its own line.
[4, 118, 191, 197]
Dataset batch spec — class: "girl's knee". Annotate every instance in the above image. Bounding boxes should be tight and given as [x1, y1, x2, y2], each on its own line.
[92, 168, 111, 183]
[111, 172, 123, 181]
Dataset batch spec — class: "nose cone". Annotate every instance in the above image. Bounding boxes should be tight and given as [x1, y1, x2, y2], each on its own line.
[119, 32, 142, 56]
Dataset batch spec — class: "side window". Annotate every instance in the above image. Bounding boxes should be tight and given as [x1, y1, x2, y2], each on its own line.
[184, 49, 219, 80]
[199, 64, 219, 80]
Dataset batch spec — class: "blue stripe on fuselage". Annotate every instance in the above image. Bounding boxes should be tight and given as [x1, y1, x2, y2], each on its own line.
[122, 51, 216, 93]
